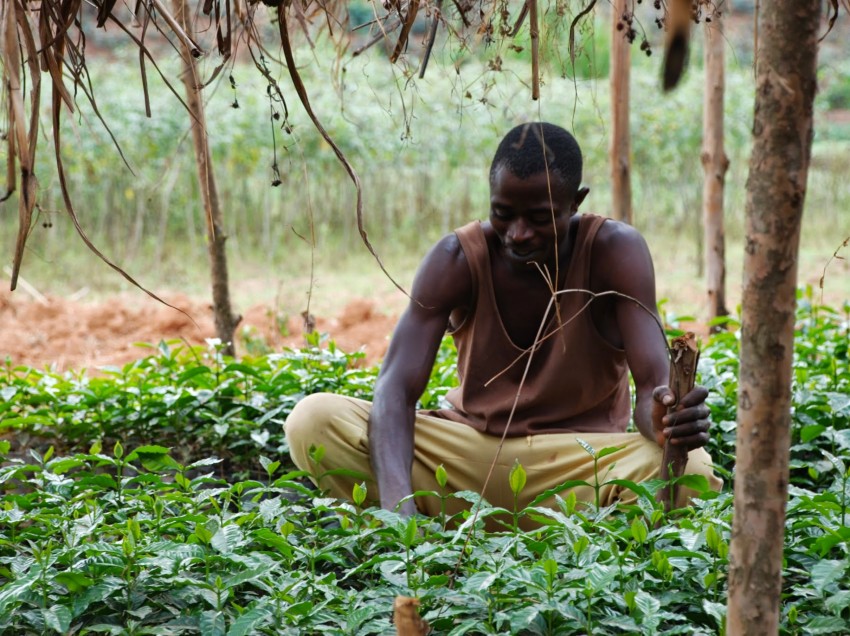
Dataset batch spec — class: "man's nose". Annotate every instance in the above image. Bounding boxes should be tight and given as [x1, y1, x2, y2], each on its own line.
[508, 218, 533, 243]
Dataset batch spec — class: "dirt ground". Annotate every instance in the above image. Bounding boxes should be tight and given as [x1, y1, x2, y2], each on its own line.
[0, 289, 397, 371]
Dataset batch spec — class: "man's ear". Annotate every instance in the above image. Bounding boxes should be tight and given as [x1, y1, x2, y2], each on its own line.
[572, 186, 590, 211]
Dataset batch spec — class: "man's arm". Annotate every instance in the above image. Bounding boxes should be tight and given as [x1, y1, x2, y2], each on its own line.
[592, 222, 710, 449]
[370, 233, 472, 514]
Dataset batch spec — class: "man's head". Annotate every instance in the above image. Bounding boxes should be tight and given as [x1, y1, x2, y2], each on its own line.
[489, 122, 583, 201]
[488, 123, 588, 270]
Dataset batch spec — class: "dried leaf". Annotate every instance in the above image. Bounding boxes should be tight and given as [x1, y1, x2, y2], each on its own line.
[393, 596, 430, 635]
[819, 0, 839, 41]
[2, 118, 15, 202]
[38, 0, 75, 112]
[96, 0, 119, 27]
[390, 0, 420, 63]
[5, 0, 31, 170]
[5, 0, 40, 290]
[662, 0, 692, 91]
[278, 5, 410, 300]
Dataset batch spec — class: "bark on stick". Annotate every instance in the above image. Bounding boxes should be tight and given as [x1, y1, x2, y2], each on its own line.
[657, 332, 699, 511]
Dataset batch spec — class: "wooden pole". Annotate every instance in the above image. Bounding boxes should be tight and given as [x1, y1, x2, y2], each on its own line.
[726, 1, 821, 632]
[701, 10, 729, 324]
[609, 0, 632, 224]
[174, 0, 240, 356]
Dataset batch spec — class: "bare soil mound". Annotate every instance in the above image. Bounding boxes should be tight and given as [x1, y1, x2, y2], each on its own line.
[1, 290, 396, 371]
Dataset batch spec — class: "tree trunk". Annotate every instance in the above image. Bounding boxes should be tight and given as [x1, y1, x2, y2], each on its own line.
[726, 2, 821, 633]
[609, 0, 632, 224]
[701, 11, 729, 324]
[174, 0, 240, 356]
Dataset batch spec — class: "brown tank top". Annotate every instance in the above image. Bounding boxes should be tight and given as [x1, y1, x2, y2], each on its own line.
[426, 214, 631, 437]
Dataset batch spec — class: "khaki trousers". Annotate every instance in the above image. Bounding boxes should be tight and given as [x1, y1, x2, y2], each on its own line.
[285, 393, 722, 521]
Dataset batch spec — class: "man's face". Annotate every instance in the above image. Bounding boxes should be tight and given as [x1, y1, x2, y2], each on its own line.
[489, 166, 575, 270]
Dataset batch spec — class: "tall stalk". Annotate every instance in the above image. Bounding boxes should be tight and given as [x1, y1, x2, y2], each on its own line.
[174, 0, 240, 356]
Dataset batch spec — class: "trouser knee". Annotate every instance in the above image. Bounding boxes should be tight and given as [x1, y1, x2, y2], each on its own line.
[285, 392, 337, 470]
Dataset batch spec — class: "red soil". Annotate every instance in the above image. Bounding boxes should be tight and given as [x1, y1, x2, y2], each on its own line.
[0, 290, 396, 372]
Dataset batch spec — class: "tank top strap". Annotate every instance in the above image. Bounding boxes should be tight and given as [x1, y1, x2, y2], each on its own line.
[450, 221, 487, 334]
[565, 214, 608, 291]
[454, 221, 486, 292]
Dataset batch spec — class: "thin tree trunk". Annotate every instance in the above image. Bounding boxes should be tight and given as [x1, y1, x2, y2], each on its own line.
[726, 2, 821, 633]
[609, 0, 632, 224]
[701, 11, 729, 324]
[174, 0, 240, 356]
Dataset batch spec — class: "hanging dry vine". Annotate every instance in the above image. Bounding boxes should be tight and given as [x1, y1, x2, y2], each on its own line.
[2, 0, 845, 298]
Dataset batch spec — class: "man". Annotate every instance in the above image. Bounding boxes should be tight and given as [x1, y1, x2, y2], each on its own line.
[286, 122, 721, 520]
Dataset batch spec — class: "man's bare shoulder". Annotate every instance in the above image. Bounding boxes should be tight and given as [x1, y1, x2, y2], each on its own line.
[591, 218, 655, 290]
[410, 231, 473, 312]
[594, 218, 648, 249]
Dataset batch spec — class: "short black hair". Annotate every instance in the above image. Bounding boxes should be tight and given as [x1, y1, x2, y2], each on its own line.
[489, 122, 583, 197]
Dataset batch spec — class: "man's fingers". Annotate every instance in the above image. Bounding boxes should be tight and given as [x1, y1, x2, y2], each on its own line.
[653, 385, 708, 408]
[667, 431, 710, 449]
[664, 416, 709, 434]
[663, 415, 710, 449]
[653, 385, 676, 406]
[662, 404, 710, 428]
[677, 385, 709, 407]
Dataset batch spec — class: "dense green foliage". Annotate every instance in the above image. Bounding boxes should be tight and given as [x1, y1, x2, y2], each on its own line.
[1, 298, 849, 634]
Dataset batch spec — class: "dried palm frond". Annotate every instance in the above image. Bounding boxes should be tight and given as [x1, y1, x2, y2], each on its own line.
[3, 0, 40, 290]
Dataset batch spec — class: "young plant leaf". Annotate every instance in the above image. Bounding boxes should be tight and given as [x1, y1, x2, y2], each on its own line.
[509, 460, 527, 496]
[435, 464, 448, 489]
[352, 481, 367, 507]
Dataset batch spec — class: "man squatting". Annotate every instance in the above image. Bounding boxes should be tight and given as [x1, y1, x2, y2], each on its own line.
[285, 122, 722, 523]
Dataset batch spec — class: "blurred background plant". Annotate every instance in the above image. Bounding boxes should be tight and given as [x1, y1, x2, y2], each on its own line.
[1, 5, 848, 317]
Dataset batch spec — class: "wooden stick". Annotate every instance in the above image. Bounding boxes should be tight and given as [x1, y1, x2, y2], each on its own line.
[529, 0, 539, 100]
[510, 0, 529, 37]
[568, 0, 597, 66]
[657, 332, 699, 512]
[391, 0, 421, 63]
[393, 596, 430, 635]
[149, 0, 203, 58]
[352, 18, 402, 57]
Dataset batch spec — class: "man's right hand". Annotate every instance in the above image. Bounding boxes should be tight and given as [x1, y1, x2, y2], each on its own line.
[651, 385, 711, 450]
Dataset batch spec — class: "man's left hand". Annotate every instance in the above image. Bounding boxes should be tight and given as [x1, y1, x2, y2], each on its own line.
[651, 385, 711, 450]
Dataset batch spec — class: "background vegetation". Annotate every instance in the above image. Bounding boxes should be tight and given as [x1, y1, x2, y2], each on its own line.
[1, 7, 850, 632]
[1, 11, 848, 320]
